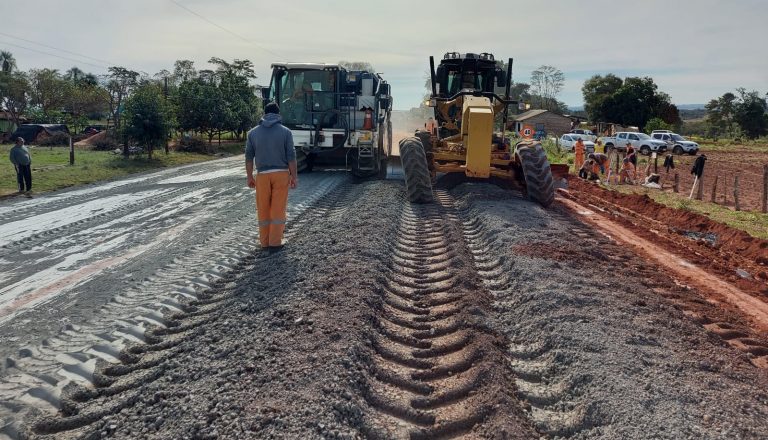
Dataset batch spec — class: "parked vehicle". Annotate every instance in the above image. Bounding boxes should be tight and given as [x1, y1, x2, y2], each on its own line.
[601, 132, 667, 155]
[560, 134, 595, 154]
[651, 132, 699, 155]
[568, 128, 597, 141]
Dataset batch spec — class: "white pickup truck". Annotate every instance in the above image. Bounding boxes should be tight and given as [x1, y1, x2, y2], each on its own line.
[601, 132, 668, 155]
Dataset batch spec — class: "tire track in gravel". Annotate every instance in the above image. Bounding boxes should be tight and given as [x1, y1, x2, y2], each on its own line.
[447, 183, 768, 439]
[360, 190, 536, 439]
[25, 179, 392, 439]
[448, 194, 592, 438]
[0, 174, 348, 440]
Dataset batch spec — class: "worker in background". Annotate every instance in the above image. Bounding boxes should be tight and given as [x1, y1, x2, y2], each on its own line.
[595, 138, 604, 154]
[578, 159, 599, 181]
[588, 152, 609, 176]
[9, 137, 32, 197]
[626, 143, 637, 167]
[619, 157, 636, 184]
[425, 117, 438, 135]
[245, 102, 298, 253]
[574, 137, 586, 171]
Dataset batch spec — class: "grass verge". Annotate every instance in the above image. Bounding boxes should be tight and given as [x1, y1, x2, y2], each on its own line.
[0, 145, 242, 197]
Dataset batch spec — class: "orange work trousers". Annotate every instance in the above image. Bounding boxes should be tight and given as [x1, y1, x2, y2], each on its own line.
[574, 150, 585, 171]
[255, 171, 290, 248]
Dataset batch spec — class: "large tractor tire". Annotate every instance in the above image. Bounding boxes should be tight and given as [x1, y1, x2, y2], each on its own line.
[296, 150, 313, 173]
[517, 142, 555, 207]
[399, 137, 433, 203]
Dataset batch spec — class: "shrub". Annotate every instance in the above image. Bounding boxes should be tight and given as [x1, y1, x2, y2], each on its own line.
[37, 133, 71, 146]
[93, 136, 119, 151]
[175, 136, 210, 154]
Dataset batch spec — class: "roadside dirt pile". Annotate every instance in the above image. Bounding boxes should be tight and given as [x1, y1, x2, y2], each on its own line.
[567, 178, 768, 300]
[73, 131, 107, 148]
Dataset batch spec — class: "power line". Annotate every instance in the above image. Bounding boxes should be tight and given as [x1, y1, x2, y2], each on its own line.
[170, 0, 286, 61]
[0, 39, 109, 70]
[0, 31, 117, 67]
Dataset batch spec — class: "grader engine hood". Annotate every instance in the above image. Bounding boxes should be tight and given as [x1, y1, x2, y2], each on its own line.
[461, 96, 494, 178]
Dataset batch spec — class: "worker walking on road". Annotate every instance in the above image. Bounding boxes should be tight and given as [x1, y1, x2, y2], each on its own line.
[245, 102, 298, 253]
[574, 137, 586, 171]
[9, 137, 32, 197]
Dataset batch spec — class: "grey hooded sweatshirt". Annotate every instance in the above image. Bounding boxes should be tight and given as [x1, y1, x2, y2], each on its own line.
[245, 113, 296, 172]
[9, 145, 31, 166]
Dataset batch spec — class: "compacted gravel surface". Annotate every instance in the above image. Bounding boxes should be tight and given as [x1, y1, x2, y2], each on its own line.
[9, 177, 768, 439]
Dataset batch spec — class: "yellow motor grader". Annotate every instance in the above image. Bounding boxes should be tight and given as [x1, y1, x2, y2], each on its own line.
[400, 52, 560, 206]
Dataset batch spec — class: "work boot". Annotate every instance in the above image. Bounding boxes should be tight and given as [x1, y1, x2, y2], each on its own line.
[268, 245, 284, 254]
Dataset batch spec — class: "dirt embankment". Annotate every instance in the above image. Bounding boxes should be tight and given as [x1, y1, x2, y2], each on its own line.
[568, 177, 768, 288]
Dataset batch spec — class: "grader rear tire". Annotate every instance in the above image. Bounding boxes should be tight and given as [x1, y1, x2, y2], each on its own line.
[517, 142, 555, 207]
[399, 137, 433, 203]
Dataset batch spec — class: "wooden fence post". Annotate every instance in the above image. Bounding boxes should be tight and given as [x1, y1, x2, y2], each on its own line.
[734, 175, 740, 211]
[763, 164, 768, 213]
[673, 173, 679, 193]
[696, 170, 705, 200]
[69, 136, 74, 165]
[710, 175, 718, 203]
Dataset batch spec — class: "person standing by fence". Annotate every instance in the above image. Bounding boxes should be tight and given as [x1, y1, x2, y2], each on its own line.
[9, 137, 32, 197]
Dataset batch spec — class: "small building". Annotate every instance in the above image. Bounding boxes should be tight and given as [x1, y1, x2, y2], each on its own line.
[510, 109, 573, 139]
[10, 124, 70, 144]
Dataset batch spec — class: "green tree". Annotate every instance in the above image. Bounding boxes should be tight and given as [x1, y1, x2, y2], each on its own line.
[123, 81, 172, 159]
[105, 66, 140, 132]
[582, 75, 676, 130]
[733, 88, 768, 139]
[581, 74, 623, 122]
[0, 71, 30, 127]
[0, 50, 17, 73]
[171, 59, 197, 86]
[704, 98, 724, 137]
[645, 117, 673, 133]
[29, 68, 68, 117]
[530, 65, 565, 113]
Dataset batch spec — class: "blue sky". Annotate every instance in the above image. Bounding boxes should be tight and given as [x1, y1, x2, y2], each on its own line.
[3, 0, 767, 110]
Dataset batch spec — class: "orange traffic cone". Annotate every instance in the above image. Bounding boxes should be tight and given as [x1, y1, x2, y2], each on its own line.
[362, 108, 373, 130]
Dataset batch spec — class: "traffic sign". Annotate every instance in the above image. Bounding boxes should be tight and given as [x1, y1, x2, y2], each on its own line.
[519, 125, 535, 139]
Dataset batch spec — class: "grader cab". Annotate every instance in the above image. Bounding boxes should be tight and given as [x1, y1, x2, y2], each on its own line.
[400, 52, 556, 206]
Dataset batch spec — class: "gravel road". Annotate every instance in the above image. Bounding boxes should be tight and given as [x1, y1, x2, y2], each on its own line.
[0, 158, 346, 438]
[3, 163, 768, 439]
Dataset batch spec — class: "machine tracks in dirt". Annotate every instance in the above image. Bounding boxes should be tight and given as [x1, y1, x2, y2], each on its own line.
[0, 174, 349, 440]
[360, 191, 533, 439]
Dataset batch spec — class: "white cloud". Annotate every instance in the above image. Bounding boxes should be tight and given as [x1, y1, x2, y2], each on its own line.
[2, 0, 767, 109]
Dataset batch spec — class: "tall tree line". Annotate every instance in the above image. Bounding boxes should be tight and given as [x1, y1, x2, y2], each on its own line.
[0, 51, 263, 150]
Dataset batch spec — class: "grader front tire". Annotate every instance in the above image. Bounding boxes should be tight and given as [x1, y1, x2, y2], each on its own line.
[517, 142, 555, 207]
[399, 137, 433, 203]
